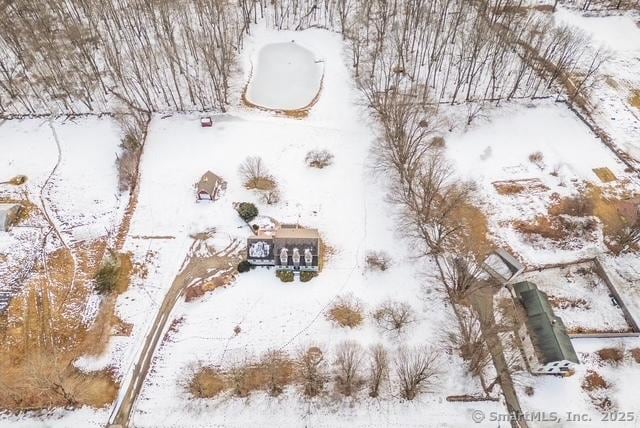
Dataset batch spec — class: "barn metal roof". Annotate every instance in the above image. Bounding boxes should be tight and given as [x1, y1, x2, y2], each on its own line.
[514, 281, 579, 364]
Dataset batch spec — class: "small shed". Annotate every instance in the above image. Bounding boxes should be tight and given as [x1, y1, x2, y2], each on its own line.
[482, 249, 524, 284]
[200, 116, 213, 127]
[0, 203, 22, 232]
[196, 171, 226, 201]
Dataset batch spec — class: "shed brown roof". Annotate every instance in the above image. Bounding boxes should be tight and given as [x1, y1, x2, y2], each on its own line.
[197, 171, 223, 195]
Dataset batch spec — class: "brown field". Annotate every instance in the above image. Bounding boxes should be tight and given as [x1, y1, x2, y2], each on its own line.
[0, 239, 125, 412]
[629, 89, 640, 109]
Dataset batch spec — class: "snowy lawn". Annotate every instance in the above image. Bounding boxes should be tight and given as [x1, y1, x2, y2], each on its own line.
[93, 27, 508, 428]
[554, 6, 640, 163]
[519, 262, 631, 334]
[244, 42, 323, 111]
[0, 117, 123, 244]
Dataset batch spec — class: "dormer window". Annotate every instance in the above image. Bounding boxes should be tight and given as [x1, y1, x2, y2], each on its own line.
[304, 248, 313, 265]
[279, 248, 288, 265]
[292, 248, 300, 265]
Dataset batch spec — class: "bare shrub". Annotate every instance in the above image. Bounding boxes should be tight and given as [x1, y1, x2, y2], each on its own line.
[259, 185, 281, 205]
[528, 151, 544, 169]
[305, 149, 334, 168]
[549, 195, 594, 217]
[333, 341, 365, 397]
[239, 156, 275, 190]
[597, 347, 624, 365]
[365, 250, 391, 271]
[582, 370, 608, 392]
[260, 350, 294, 397]
[372, 300, 416, 334]
[326, 295, 364, 328]
[187, 365, 226, 398]
[297, 346, 328, 397]
[394, 346, 441, 400]
[368, 344, 389, 398]
[630, 348, 640, 364]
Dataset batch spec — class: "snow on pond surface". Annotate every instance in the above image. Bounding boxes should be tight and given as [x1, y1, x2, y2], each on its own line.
[245, 42, 323, 111]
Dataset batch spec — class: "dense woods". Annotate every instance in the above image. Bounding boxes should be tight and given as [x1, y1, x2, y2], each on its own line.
[0, 0, 614, 115]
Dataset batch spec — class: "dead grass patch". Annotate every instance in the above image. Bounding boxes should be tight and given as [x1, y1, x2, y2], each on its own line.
[0, 238, 124, 411]
[630, 348, 640, 364]
[188, 354, 296, 399]
[327, 295, 364, 328]
[548, 194, 594, 217]
[246, 176, 277, 191]
[114, 252, 133, 294]
[582, 370, 608, 392]
[597, 347, 624, 365]
[494, 182, 525, 195]
[629, 89, 640, 109]
[453, 202, 493, 257]
[189, 367, 227, 398]
[548, 296, 590, 310]
[514, 216, 568, 241]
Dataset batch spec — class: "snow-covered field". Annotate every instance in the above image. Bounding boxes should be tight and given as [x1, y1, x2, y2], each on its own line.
[3, 9, 640, 428]
[245, 41, 323, 111]
[0, 117, 123, 295]
[109, 27, 501, 428]
[446, 101, 636, 264]
[517, 336, 640, 428]
[555, 7, 640, 164]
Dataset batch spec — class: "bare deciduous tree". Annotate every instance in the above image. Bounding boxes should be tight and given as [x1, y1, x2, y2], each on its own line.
[333, 340, 365, 397]
[368, 343, 389, 398]
[446, 308, 492, 388]
[394, 346, 441, 400]
[260, 350, 293, 397]
[372, 300, 416, 334]
[440, 254, 484, 300]
[297, 345, 327, 397]
[395, 151, 474, 255]
[238, 156, 273, 189]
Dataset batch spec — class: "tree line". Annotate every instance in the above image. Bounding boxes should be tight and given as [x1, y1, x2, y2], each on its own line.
[0, 0, 607, 115]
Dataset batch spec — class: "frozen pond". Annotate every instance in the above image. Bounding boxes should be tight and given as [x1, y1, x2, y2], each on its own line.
[245, 42, 323, 111]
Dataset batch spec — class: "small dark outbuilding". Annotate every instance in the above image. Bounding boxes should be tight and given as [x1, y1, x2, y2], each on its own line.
[200, 116, 213, 127]
[196, 171, 226, 201]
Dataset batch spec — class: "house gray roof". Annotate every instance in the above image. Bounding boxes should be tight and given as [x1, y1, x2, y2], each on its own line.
[514, 281, 579, 365]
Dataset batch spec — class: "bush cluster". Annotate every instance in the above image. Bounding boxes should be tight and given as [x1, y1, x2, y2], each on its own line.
[237, 202, 258, 222]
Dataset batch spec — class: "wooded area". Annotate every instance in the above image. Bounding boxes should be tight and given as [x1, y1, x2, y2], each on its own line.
[0, 0, 614, 115]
